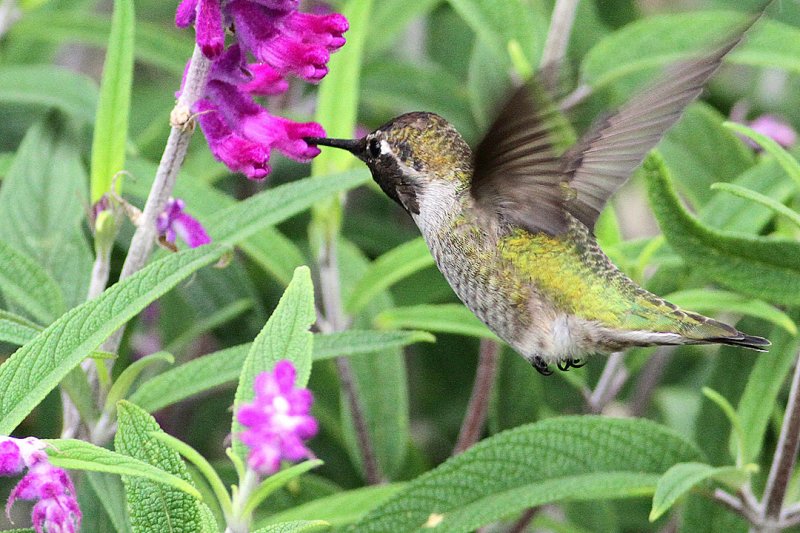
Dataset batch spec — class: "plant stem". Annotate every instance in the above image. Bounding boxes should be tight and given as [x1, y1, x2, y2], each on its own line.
[762, 352, 800, 522]
[317, 235, 383, 485]
[100, 44, 211, 359]
[629, 347, 673, 417]
[540, 0, 579, 67]
[587, 352, 628, 414]
[0, 0, 20, 38]
[453, 339, 500, 455]
[225, 468, 258, 533]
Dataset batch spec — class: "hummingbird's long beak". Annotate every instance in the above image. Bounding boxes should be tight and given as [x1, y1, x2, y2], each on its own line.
[305, 137, 364, 156]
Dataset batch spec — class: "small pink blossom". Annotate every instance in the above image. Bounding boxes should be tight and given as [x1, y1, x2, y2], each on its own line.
[748, 114, 797, 149]
[157, 197, 211, 249]
[237, 360, 318, 475]
[0, 437, 80, 533]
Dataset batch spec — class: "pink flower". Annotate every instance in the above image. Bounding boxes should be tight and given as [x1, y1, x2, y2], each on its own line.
[748, 114, 797, 149]
[0, 437, 80, 533]
[156, 197, 211, 248]
[237, 360, 318, 475]
[174, 0, 348, 179]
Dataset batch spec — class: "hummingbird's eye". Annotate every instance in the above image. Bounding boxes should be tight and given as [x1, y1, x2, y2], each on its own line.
[367, 138, 382, 159]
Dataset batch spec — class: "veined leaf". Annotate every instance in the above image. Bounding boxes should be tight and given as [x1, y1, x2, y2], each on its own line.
[0, 310, 42, 346]
[0, 239, 65, 324]
[0, 65, 97, 123]
[252, 522, 329, 533]
[115, 402, 203, 532]
[45, 438, 201, 499]
[231, 267, 316, 463]
[0, 114, 92, 308]
[352, 416, 700, 531]
[129, 330, 434, 413]
[374, 304, 498, 340]
[346, 237, 435, 315]
[650, 462, 754, 522]
[89, 0, 134, 202]
[0, 244, 224, 434]
[645, 152, 800, 306]
[664, 289, 797, 335]
[260, 484, 406, 529]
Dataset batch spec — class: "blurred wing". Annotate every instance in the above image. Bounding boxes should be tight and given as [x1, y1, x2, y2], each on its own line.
[471, 12, 762, 235]
[471, 74, 573, 235]
[564, 16, 760, 230]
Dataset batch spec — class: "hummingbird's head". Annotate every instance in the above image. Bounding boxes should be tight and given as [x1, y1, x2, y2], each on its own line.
[306, 112, 472, 214]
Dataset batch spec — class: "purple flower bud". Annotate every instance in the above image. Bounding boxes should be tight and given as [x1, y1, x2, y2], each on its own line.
[241, 63, 290, 95]
[156, 198, 212, 248]
[749, 114, 797, 149]
[175, 0, 198, 27]
[237, 360, 318, 476]
[195, 0, 225, 58]
[1, 437, 80, 533]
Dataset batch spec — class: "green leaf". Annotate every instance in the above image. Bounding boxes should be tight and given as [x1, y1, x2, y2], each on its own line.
[664, 289, 797, 335]
[10, 12, 192, 76]
[374, 304, 499, 340]
[241, 229, 306, 287]
[206, 170, 370, 246]
[736, 322, 800, 464]
[129, 330, 433, 412]
[352, 416, 701, 531]
[0, 310, 42, 346]
[702, 388, 746, 466]
[0, 65, 97, 123]
[260, 484, 406, 528]
[437, 472, 659, 532]
[724, 121, 800, 190]
[86, 472, 132, 533]
[232, 266, 316, 462]
[581, 12, 800, 95]
[346, 238, 435, 314]
[710, 182, 800, 230]
[366, 0, 441, 57]
[0, 239, 65, 324]
[312, 0, 373, 175]
[658, 103, 754, 206]
[89, 0, 134, 202]
[0, 113, 92, 308]
[243, 460, 324, 516]
[148, 432, 232, 517]
[701, 157, 797, 233]
[252, 522, 329, 533]
[61, 367, 100, 423]
[45, 438, 201, 499]
[115, 401, 203, 532]
[104, 352, 175, 415]
[0, 244, 224, 434]
[446, 0, 546, 68]
[313, 329, 435, 360]
[650, 462, 753, 522]
[644, 152, 800, 306]
[165, 298, 253, 354]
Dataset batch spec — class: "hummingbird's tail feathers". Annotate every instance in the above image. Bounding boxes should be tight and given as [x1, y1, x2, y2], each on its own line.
[703, 333, 771, 352]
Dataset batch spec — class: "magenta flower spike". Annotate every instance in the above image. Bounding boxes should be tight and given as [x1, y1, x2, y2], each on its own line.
[175, 0, 348, 179]
[0, 437, 81, 533]
[237, 360, 318, 475]
[156, 197, 212, 248]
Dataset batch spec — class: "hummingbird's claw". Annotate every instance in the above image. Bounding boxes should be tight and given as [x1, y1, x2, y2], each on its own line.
[532, 356, 553, 376]
[556, 357, 587, 372]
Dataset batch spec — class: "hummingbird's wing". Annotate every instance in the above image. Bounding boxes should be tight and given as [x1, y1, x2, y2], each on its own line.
[471, 13, 761, 235]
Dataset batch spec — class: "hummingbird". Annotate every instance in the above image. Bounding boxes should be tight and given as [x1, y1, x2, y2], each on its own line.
[307, 15, 770, 375]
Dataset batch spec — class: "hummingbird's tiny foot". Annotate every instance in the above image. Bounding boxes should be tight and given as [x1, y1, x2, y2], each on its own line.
[557, 359, 570, 371]
[532, 356, 553, 376]
[571, 358, 586, 368]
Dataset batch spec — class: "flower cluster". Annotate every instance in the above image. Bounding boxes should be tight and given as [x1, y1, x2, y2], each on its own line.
[156, 197, 211, 249]
[175, 0, 348, 179]
[1, 437, 80, 533]
[237, 360, 318, 475]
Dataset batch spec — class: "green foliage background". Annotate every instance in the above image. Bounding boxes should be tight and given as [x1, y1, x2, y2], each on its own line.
[0, 0, 800, 531]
